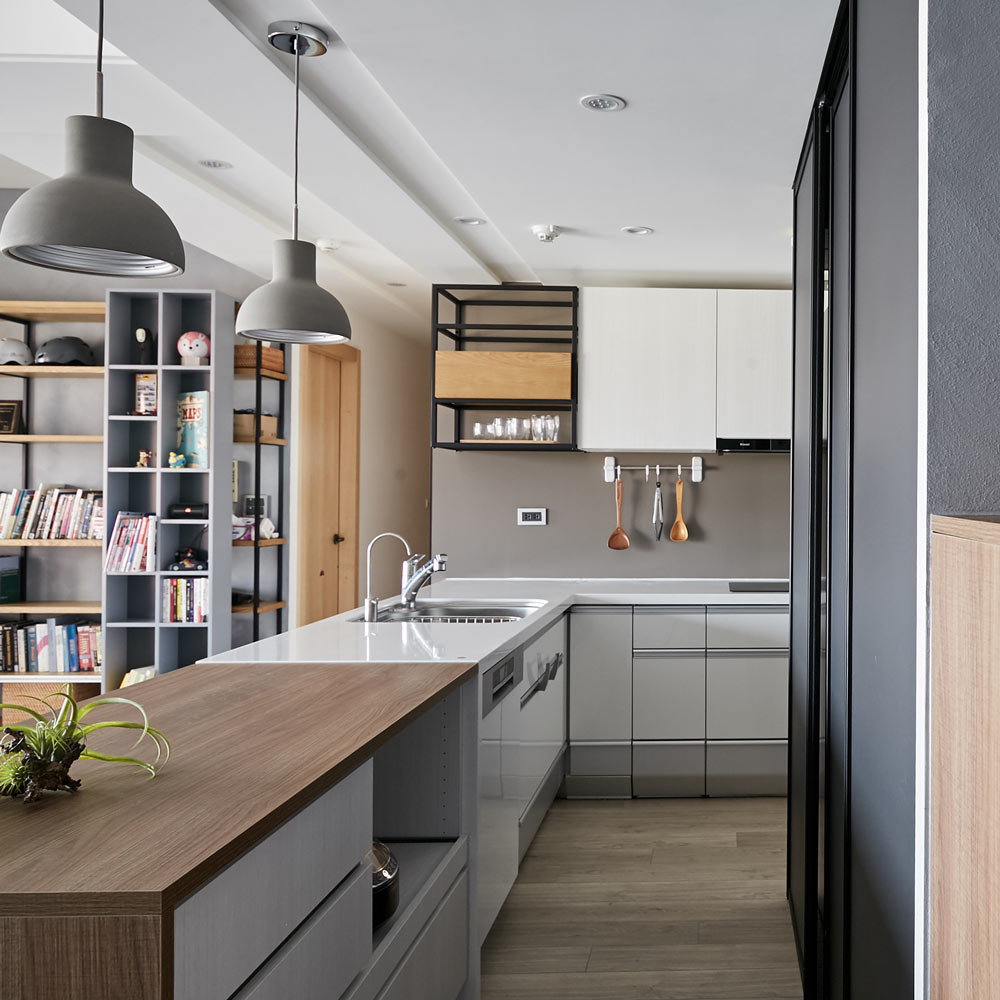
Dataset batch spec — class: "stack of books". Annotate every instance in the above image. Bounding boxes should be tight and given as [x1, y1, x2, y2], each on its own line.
[0, 620, 102, 674]
[162, 577, 208, 623]
[0, 486, 104, 541]
[104, 512, 157, 573]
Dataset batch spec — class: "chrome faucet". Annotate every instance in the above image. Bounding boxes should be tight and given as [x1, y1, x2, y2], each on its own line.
[400, 553, 448, 609]
[364, 532, 411, 623]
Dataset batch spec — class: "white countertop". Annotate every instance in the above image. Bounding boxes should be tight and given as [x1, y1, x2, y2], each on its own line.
[202, 577, 789, 671]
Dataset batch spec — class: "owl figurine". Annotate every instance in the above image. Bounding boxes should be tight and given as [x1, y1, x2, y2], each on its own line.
[177, 330, 211, 366]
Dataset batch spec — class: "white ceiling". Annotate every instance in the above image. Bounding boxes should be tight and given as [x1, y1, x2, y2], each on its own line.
[0, 0, 838, 338]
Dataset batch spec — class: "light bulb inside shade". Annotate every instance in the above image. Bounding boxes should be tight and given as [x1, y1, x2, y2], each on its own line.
[236, 239, 351, 344]
[0, 116, 184, 277]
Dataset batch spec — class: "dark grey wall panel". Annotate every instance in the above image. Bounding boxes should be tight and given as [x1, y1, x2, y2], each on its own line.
[850, 0, 919, 996]
[431, 450, 790, 580]
[927, 2, 1000, 511]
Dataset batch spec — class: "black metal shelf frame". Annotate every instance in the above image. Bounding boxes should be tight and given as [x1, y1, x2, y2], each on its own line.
[430, 284, 579, 451]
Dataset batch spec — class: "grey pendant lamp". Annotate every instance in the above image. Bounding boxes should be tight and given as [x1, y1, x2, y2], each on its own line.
[235, 21, 351, 345]
[0, 0, 184, 276]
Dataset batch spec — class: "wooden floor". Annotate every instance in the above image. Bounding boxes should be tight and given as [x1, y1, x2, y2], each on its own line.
[481, 797, 802, 1000]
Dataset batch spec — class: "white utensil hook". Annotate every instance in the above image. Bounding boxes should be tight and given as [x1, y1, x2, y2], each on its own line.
[603, 456, 704, 484]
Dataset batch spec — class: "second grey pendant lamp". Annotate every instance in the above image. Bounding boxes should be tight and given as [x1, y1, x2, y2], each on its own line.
[0, 0, 184, 276]
[235, 21, 351, 344]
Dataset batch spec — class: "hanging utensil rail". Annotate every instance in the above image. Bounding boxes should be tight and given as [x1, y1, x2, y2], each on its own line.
[603, 455, 704, 483]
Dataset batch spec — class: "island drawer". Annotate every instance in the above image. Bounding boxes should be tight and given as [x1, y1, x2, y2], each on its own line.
[174, 760, 373, 1000]
[706, 606, 789, 648]
[632, 606, 706, 649]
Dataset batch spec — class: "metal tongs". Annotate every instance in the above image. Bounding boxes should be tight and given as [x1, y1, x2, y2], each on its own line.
[652, 479, 664, 540]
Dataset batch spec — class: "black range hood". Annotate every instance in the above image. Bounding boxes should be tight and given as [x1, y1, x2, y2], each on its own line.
[717, 437, 790, 454]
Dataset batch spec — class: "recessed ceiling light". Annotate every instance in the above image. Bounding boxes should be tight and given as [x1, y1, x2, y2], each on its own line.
[454, 216, 486, 226]
[621, 225, 654, 236]
[198, 159, 233, 169]
[316, 238, 341, 253]
[580, 94, 627, 112]
[387, 281, 407, 287]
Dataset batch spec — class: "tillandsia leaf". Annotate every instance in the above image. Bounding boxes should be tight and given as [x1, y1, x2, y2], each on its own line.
[43, 688, 79, 730]
[78, 720, 171, 765]
[0, 704, 48, 725]
[78, 696, 150, 733]
[79, 749, 157, 777]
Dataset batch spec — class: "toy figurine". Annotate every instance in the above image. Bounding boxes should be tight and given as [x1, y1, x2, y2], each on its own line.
[134, 327, 156, 365]
[177, 330, 211, 366]
[168, 451, 187, 468]
[136, 449, 153, 467]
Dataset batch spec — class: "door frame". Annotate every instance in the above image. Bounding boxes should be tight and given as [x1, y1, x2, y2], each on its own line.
[293, 342, 361, 625]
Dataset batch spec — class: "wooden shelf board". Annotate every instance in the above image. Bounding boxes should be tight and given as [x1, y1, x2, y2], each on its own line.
[234, 367, 288, 382]
[232, 537, 286, 547]
[233, 435, 287, 446]
[0, 301, 105, 324]
[457, 438, 562, 445]
[0, 601, 101, 615]
[0, 434, 103, 444]
[0, 538, 102, 547]
[0, 365, 104, 379]
[232, 600, 286, 615]
[437, 442, 577, 452]
[0, 673, 102, 684]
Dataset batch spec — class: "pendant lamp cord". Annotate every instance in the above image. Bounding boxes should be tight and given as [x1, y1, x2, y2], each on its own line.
[96, 0, 105, 117]
[292, 32, 300, 241]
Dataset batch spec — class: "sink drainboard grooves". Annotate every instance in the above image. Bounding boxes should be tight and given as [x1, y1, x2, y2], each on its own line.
[402, 614, 519, 625]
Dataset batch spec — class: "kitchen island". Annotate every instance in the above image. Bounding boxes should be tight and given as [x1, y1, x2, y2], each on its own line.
[0, 659, 478, 1000]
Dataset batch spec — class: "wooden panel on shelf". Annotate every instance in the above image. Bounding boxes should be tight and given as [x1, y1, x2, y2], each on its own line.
[0, 601, 101, 614]
[0, 365, 104, 379]
[434, 351, 571, 400]
[0, 538, 102, 547]
[232, 600, 287, 614]
[0, 301, 105, 324]
[232, 537, 286, 547]
[234, 367, 288, 381]
[930, 517, 1000, 998]
[233, 434, 287, 446]
[0, 434, 103, 444]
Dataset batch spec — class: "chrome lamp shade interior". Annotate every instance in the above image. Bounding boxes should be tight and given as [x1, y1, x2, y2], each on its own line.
[0, 116, 185, 277]
[236, 239, 351, 344]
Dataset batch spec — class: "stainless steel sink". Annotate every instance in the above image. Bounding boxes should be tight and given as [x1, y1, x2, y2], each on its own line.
[353, 599, 545, 624]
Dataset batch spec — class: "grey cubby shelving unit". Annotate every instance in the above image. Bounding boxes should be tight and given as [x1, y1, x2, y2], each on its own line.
[101, 290, 233, 689]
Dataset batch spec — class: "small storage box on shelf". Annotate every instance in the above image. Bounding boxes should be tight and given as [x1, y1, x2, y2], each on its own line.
[431, 284, 579, 451]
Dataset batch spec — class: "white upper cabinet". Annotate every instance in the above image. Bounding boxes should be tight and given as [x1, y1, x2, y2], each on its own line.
[578, 287, 718, 452]
[716, 289, 792, 440]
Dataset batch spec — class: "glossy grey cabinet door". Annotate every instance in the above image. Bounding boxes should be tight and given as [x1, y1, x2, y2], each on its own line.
[569, 607, 632, 743]
[706, 650, 789, 739]
[632, 651, 706, 741]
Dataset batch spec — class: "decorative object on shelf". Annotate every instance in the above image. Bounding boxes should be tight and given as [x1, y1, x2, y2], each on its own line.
[234, 343, 284, 374]
[166, 501, 208, 519]
[233, 410, 276, 438]
[0, 686, 169, 803]
[0, 0, 184, 277]
[167, 451, 187, 469]
[177, 330, 210, 366]
[0, 556, 18, 603]
[134, 326, 155, 365]
[133, 372, 157, 415]
[176, 391, 209, 466]
[242, 494, 270, 519]
[367, 839, 400, 928]
[34, 336, 93, 366]
[232, 515, 277, 541]
[167, 546, 208, 571]
[235, 21, 350, 344]
[0, 402, 22, 435]
[0, 340, 34, 366]
[136, 449, 153, 468]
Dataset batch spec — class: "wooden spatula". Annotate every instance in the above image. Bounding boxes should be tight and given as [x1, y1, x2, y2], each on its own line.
[608, 476, 630, 550]
[669, 477, 689, 542]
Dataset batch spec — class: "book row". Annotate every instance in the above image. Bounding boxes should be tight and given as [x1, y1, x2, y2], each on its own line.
[0, 621, 102, 674]
[0, 487, 104, 541]
[163, 577, 209, 623]
[104, 512, 156, 573]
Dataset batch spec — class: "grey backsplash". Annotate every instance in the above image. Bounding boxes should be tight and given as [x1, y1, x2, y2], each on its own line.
[431, 450, 790, 580]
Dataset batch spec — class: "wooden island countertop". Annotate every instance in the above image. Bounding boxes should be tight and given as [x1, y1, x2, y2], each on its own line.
[0, 659, 474, 914]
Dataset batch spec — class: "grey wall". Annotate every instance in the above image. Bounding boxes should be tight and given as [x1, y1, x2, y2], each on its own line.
[849, 0, 920, 996]
[432, 450, 789, 579]
[927, 1, 1000, 512]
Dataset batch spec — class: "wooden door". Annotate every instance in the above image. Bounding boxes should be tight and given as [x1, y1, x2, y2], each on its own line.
[296, 344, 359, 626]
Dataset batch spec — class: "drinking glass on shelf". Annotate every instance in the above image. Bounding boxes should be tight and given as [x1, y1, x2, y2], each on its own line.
[531, 414, 543, 441]
[544, 415, 557, 441]
[505, 416, 519, 440]
[491, 417, 505, 440]
[552, 415, 560, 441]
[472, 422, 485, 441]
[518, 417, 532, 440]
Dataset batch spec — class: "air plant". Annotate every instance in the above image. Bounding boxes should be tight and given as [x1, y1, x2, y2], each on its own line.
[0, 686, 169, 803]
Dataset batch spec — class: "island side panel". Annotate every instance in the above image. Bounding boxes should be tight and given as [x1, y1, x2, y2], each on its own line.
[0, 914, 162, 1000]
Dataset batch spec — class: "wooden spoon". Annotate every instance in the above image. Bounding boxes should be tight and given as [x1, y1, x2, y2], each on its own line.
[669, 477, 689, 542]
[608, 476, 630, 550]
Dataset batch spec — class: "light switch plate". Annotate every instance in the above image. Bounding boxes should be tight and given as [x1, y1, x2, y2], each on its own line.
[517, 507, 547, 526]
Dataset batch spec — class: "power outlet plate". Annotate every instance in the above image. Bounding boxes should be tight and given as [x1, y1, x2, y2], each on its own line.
[517, 507, 547, 526]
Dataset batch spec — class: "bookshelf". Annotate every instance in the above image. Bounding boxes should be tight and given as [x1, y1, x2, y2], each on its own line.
[101, 290, 233, 690]
[0, 301, 106, 700]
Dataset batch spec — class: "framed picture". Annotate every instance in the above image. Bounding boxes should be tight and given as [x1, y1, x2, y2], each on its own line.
[0, 401, 22, 434]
